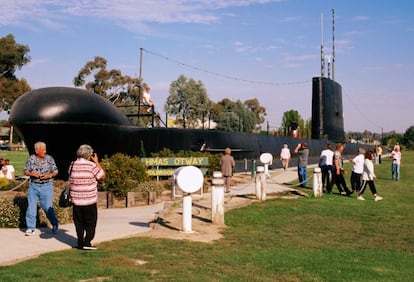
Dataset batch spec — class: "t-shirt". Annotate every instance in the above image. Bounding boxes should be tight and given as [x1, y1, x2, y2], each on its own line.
[334, 150, 343, 170]
[391, 151, 401, 165]
[320, 149, 334, 166]
[352, 154, 365, 174]
[298, 148, 309, 167]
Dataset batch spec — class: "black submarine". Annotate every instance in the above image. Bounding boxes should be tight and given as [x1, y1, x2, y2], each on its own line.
[9, 81, 367, 180]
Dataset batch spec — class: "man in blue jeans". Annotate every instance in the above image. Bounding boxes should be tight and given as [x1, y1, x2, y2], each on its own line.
[24, 142, 59, 236]
[294, 142, 309, 188]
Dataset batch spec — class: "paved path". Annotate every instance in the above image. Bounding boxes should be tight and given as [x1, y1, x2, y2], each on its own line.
[0, 167, 300, 266]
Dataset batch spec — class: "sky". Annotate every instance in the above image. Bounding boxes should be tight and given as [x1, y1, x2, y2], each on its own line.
[1, 0, 413, 133]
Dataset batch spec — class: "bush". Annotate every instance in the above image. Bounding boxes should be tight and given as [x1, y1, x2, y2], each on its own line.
[100, 153, 149, 198]
[0, 180, 73, 228]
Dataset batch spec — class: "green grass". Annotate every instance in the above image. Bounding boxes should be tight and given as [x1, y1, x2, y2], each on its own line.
[0, 150, 28, 176]
[0, 151, 413, 281]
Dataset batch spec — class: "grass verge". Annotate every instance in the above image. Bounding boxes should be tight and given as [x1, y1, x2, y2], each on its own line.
[0, 151, 413, 281]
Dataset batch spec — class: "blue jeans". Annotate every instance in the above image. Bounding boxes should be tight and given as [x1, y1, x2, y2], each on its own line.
[298, 166, 307, 187]
[26, 181, 58, 229]
[392, 163, 400, 180]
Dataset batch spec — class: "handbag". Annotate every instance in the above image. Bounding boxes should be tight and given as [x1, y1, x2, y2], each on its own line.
[59, 185, 72, 207]
[58, 162, 74, 208]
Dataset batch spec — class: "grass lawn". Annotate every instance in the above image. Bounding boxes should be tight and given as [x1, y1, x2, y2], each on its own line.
[0, 151, 413, 281]
[0, 149, 28, 176]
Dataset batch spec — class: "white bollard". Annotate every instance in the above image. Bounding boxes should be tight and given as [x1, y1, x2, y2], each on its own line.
[313, 167, 323, 197]
[173, 166, 204, 233]
[182, 194, 193, 233]
[260, 153, 273, 178]
[255, 166, 266, 201]
[211, 171, 225, 225]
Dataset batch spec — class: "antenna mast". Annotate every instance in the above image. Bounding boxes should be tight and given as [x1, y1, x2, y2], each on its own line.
[320, 13, 325, 77]
[332, 9, 335, 81]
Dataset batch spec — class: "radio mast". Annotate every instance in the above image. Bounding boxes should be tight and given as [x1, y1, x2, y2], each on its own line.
[320, 13, 325, 77]
[332, 9, 335, 81]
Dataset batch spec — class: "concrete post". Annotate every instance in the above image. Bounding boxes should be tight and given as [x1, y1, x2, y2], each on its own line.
[251, 160, 256, 180]
[211, 171, 225, 225]
[313, 167, 323, 197]
[182, 194, 193, 233]
[255, 166, 266, 201]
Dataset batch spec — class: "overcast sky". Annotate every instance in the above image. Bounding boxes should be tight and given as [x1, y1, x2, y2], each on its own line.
[1, 0, 413, 133]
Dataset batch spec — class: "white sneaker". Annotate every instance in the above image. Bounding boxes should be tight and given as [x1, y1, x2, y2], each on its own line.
[375, 196, 383, 202]
[25, 229, 35, 236]
[357, 196, 365, 201]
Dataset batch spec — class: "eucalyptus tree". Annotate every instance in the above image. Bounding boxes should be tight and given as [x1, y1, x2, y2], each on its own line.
[73, 56, 140, 105]
[244, 98, 266, 131]
[214, 99, 256, 132]
[0, 34, 31, 107]
[281, 109, 303, 136]
[164, 75, 211, 128]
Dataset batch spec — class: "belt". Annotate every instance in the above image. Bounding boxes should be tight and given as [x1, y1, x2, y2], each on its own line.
[30, 178, 51, 184]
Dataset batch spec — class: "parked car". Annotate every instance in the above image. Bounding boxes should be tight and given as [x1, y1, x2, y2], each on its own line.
[0, 143, 10, 150]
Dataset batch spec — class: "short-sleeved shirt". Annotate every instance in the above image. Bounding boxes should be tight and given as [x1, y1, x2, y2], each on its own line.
[24, 154, 58, 182]
[320, 149, 334, 166]
[334, 150, 344, 169]
[297, 148, 309, 167]
[352, 154, 365, 174]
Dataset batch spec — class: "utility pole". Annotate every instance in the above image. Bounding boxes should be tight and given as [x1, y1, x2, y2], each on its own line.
[137, 48, 143, 123]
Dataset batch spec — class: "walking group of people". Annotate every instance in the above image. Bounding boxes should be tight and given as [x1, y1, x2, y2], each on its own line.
[280, 141, 399, 201]
[319, 143, 383, 201]
[23, 142, 105, 251]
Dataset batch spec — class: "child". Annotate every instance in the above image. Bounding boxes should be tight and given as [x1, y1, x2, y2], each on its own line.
[357, 151, 383, 201]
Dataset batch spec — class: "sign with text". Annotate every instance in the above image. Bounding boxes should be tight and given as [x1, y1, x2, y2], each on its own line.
[141, 157, 209, 167]
[141, 157, 209, 176]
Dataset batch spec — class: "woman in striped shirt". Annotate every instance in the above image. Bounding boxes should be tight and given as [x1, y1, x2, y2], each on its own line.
[69, 144, 105, 250]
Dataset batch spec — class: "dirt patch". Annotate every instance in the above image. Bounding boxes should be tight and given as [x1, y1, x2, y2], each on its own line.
[137, 173, 303, 243]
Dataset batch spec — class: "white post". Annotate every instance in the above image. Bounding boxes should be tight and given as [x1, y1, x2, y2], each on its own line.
[313, 167, 323, 197]
[182, 194, 193, 233]
[211, 171, 225, 225]
[264, 163, 270, 178]
[255, 166, 266, 201]
[174, 166, 204, 233]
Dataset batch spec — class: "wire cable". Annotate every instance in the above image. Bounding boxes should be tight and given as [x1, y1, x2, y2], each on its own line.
[142, 48, 311, 86]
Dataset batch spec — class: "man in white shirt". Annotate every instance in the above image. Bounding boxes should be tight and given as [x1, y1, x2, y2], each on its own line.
[319, 144, 334, 192]
[350, 148, 365, 193]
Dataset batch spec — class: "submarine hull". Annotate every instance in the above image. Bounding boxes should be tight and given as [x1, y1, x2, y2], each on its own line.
[10, 87, 367, 179]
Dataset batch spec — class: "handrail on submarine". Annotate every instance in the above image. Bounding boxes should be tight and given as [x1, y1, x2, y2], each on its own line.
[119, 103, 166, 128]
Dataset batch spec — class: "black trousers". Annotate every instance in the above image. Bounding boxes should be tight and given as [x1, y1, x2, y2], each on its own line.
[320, 165, 333, 189]
[328, 172, 351, 194]
[73, 203, 97, 248]
[350, 171, 362, 191]
[359, 180, 377, 195]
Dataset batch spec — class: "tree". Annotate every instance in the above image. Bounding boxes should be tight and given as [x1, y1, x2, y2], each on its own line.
[0, 34, 32, 106]
[213, 99, 256, 132]
[73, 56, 140, 104]
[244, 98, 266, 132]
[402, 126, 414, 150]
[164, 75, 211, 128]
[281, 109, 303, 137]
